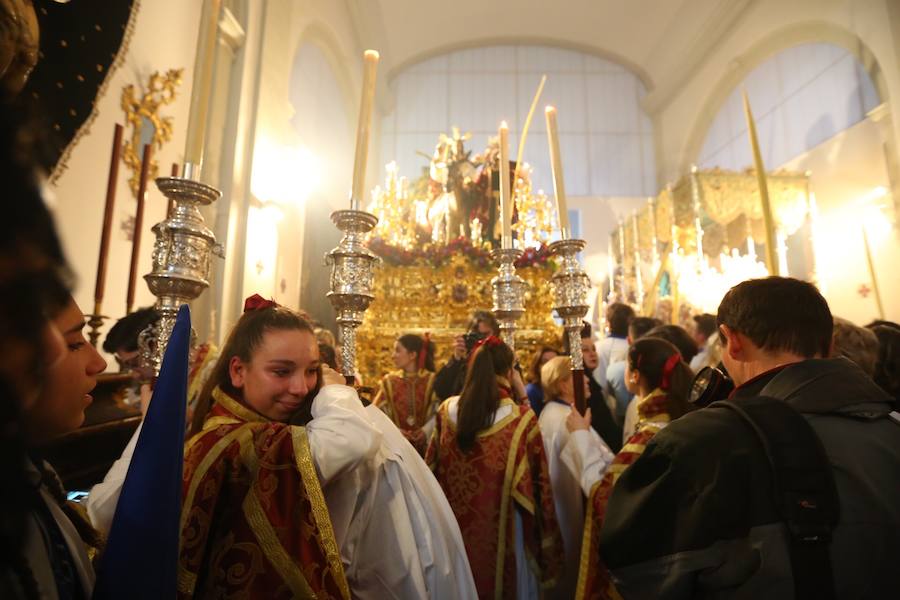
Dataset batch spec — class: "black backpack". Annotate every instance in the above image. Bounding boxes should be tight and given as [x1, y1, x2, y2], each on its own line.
[714, 394, 839, 600]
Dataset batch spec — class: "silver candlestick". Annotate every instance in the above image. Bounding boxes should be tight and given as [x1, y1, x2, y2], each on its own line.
[326, 209, 380, 383]
[138, 174, 223, 376]
[490, 247, 527, 350]
[549, 238, 591, 413]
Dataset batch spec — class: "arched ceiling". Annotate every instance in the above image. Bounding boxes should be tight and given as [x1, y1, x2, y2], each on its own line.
[346, 0, 755, 99]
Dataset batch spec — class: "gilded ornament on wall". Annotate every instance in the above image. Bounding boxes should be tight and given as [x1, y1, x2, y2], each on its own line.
[121, 68, 182, 197]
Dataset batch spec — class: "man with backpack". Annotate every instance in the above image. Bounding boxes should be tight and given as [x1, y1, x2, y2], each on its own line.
[597, 277, 900, 599]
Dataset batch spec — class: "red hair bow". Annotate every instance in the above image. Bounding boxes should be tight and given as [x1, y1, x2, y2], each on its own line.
[243, 294, 278, 313]
[418, 332, 431, 370]
[660, 353, 681, 391]
[473, 335, 503, 352]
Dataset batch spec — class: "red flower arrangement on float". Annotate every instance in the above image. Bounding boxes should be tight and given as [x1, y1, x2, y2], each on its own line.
[368, 236, 555, 272]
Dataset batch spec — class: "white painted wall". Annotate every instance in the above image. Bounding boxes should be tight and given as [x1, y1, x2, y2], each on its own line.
[649, 0, 900, 187]
[49, 1, 203, 361]
[698, 43, 880, 172]
[380, 44, 655, 198]
[780, 116, 900, 324]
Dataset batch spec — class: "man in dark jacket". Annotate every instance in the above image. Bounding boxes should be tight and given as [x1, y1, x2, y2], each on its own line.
[599, 277, 900, 598]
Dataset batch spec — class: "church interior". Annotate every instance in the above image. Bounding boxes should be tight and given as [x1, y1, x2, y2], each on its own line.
[4, 0, 900, 597]
[32, 0, 900, 362]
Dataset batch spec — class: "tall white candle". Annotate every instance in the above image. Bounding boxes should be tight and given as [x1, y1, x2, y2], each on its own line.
[184, 0, 223, 172]
[545, 106, 569, 237]
[351, 50, 380, 210]
[499, 121, 512, 248]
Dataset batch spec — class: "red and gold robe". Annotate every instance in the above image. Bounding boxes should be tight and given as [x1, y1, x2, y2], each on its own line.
[576, 388, 673, 600]
[426, 396, 564, 599]
[373, 369, 437, 454]
[178, 387, 350, 600]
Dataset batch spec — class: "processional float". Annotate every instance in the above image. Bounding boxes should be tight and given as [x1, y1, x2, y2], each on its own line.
[609, 92, 817, 325]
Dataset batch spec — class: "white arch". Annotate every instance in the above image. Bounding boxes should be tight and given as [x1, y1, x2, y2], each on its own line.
[680, 21, 890, 175]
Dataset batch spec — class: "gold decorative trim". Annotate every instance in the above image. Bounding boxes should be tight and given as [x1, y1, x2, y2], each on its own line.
[291, 427, 352, 600]
[212, 387, 267, 424]
[178, 426, 245, 595]
[50, 0, 143, 185]
[243, 486, 317, 599]
[494, 409, 534, 599]
[575, 480, 602, 599]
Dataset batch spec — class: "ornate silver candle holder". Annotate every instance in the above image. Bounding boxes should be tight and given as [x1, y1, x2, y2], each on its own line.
[138, 175, 223, 375]
[490, 247, 527, 350]
[549, 238, 591, 373]
[326, 209, 380, 381]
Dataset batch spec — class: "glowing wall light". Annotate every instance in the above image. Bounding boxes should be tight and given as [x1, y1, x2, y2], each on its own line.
[251, 138, 321, 207]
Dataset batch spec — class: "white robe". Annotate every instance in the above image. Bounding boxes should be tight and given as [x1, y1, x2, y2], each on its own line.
[538, 401, 615, 597]
[88, 384, 476, 599]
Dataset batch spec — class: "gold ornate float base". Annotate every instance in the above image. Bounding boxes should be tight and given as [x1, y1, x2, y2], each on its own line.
[356, 254, 560, 384]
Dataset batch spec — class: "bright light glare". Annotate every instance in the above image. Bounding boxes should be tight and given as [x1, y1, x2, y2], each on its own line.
[862, 204, 891, 242]
[251, 139, 320, 206]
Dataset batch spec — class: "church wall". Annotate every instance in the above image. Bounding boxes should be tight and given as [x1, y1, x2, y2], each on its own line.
[48, 1, 204, 361]
[650, 0, 900, 189]
[47, 0, 372, 358]
[244, 0, 369, 332]
[779, 116, 900, 324]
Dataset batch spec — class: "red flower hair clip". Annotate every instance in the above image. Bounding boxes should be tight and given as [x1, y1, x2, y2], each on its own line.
[660, 353, 681, 391]
[243, 294, 279, 313]
[472, 335, 503, 352]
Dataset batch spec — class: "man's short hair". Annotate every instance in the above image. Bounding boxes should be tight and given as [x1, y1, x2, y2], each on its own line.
[629, 317, 662, 341]
[103, 307, 161, 353]
[606, 303, 635, 337]
[717, 277, 832, 359]
[693, 313, 717, 339]
[832, 317, 879, 376]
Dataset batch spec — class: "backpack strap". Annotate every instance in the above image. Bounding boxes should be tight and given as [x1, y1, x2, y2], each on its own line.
[714, 396, 840, 600]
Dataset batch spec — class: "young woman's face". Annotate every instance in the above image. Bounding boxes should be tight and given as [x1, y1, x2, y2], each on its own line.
[229, 328, 320, 422]
[557, 371, 589, 403]
[392, 340, 417, 371]
[25, 299, 107, 443]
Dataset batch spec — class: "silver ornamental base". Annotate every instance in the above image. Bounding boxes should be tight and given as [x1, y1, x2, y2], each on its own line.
[549, 238, 591, 371]
[490, 248, 527, 350]
[138, 174, 223, 376]
[326, 209, 379, 380]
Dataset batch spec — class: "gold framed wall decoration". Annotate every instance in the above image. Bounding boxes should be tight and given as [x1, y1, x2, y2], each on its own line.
[121, 68, 182, 197]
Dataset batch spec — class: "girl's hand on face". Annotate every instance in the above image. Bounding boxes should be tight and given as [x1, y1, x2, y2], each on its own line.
[321, 364, 348, 387]
[566, 406, 592, 432]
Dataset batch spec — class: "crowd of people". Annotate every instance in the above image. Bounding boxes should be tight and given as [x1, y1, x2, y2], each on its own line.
[2, 107, 900, 600]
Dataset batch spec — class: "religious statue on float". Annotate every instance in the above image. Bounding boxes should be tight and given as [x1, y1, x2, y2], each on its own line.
[370, 128, 557, 251]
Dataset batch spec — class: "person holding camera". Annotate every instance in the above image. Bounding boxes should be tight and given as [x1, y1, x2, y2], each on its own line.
[433, 310, 501, 401]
